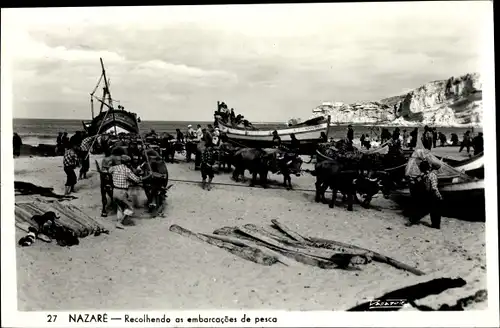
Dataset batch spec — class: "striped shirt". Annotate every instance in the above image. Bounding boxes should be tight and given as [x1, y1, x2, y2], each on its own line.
[80, 136, 96, 152]
[109, 164, 141, 189]
[201, 147, 215, 166]
[63, 148, 79, 168]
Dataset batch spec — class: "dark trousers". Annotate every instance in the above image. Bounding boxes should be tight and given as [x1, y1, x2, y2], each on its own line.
[100, 174, 113, 212]
[201, 164, 214, 180]
[410, 196, 442, 228]
[64, 166, 77, 187]
[80, 154, 90, 176]
[459, 142, 470, 153]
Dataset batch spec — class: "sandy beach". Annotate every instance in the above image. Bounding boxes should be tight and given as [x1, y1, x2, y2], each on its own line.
[14, 147, 487, 311]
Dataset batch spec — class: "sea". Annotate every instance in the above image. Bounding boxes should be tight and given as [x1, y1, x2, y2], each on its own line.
[13, 118, 481, 146]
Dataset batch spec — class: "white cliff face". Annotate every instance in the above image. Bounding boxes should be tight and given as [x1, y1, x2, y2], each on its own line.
[311, 73, 483, 127]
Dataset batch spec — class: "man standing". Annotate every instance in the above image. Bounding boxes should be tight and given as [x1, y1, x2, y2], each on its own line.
[289, 133, 300, 152]
[402, 129, 409, 148]
[272, 130, 282, 148]
[99, 148, 115, 217]
[409, 128, 418, 149]
[212, 127, 220, 146]
[79, 134, 95, 180]
[472, 132, 484, 155]
[201, 139, 216, 191]
[185, 125, 196, 162]
[63, 143, 79, 195]
[196, 124, 203, 142]
[109, 155, 149, 227]
[346, 125, 354, 144]
[432, 128, 438, 148]
[459, 130, 472, 154]
[407, 160, 442, 229]
[421, 126, 433, 150]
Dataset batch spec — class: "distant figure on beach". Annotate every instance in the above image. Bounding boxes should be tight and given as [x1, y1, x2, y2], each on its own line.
[13, 133, 22, 157]
[63, 143, 79, 196]
[176, 128, 184, 143]
[195, 124, 203, 142]
[421, 126, 433, 150]
[472, 132, 483, 155]
[360, 134, 370, 150]
[109, 155, 149, 227]
[346, 125, 354, 144]
[402, 129, 409, 148]
[409, 128, 418, 149]
[320, 131, 328, 143]
[272, 130, 282, 148]
[432, 128, 438, 148]
[407, 160, 442, 229]
[388, 130, 402, 155]
[56, 132, 64, 155]
[392, 127, 400, 141]
[450, 133, 459, 146]
[438, 132, 447, 147]
[459, 130, 472, 154]
[380, 128, 391, 144]
[201, 139, 216, 191]
[61, 132, 69, 149]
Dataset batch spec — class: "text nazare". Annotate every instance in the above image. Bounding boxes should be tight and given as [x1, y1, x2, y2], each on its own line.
[68, 313, 108, 323]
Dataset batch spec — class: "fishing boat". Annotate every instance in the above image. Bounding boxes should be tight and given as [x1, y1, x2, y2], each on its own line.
[214, 102, 331, 155]
[82, 58, 140, 136]
[436, 152, 484, 179]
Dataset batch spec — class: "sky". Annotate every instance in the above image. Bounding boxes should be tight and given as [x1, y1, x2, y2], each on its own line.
[3, 2, 492, 122]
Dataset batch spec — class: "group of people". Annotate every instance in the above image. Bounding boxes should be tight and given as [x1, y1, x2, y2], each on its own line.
[214, 102, 255, 129]
[62, 131, 97, 195]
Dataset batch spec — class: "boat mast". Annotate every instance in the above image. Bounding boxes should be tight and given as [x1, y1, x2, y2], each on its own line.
[100, 58, 117, 135]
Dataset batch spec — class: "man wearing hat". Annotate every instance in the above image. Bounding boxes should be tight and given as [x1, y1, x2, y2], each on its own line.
[201, 139, 216, 190]
[212, 127, 220, 147]
[108, 154, 150, 227]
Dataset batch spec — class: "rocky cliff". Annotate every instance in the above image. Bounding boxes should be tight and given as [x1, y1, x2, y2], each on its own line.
[311, 73, 483, 127]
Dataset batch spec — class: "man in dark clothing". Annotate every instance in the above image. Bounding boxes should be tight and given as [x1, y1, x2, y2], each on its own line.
[62, 132, 70, 149]
[272, 130, 282, 148]
[128, 141, 142, 168]
[459, 131, 472, 154]
[472, 132, 484, 155]
[70, 131, 82, 148]
[438, 132, 447, 147]
[320, 132, 328, 143]
[201, 139, 216, 191]
[289, 133, 300, 152]
[13, 133, 22, 157]
[450, 133, 459, 146]
[176, 129, 184, 143]
[409, 128, 418, 149]
[56, 132, 64, 155]
[407, 160, 442, 229]
[347, 125, 354, 144]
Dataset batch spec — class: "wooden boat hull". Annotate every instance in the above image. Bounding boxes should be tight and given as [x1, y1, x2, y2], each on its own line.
[217, 120, 329, 155]
[437, 153, 484, 179]
[393, 180, 485, 222]
[83, 109, 139, 136]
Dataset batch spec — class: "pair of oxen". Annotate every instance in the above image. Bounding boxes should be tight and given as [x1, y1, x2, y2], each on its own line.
[311, 141, 408, 211]
[191, 142, 304, 190]
[104, 146, 170, 217]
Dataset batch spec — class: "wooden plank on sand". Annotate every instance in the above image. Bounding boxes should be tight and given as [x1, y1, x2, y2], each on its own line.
[271, 219, 309, 243]
[169, 224, 278, 266]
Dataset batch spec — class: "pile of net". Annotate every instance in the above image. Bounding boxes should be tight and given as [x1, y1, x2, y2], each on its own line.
[405, 149, 474, 182]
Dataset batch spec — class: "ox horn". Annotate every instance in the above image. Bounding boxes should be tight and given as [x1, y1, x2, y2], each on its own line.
[353, 179, 358, 185]
[368, 177, 378, 182]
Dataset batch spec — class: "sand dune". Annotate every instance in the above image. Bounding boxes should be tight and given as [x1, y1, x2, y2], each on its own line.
[14, 152, 486, 311]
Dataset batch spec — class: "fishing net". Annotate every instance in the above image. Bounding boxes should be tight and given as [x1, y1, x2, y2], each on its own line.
[405, 149, 474, 182]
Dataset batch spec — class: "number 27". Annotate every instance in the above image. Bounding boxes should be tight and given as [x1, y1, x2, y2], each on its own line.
[47, 314, 57, 322]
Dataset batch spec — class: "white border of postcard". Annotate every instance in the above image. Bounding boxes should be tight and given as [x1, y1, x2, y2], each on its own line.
[2, 4, 499, 327]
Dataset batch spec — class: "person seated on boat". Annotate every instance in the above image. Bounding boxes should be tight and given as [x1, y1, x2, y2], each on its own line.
[230, 108, 236, 124]
[407, 160, 442, 229]
[346, 125, 354, 144]
[242, 119, 255, 130]
[472, 132, 483, 156]
[195, 124, 203, 142]
[289, 133, 300, 153]
[212, 127, 220, 147]
[272, 130, 282, 149]
[234, 114, 244, 126]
